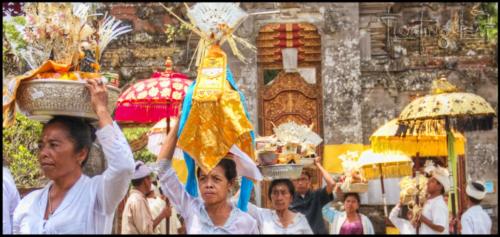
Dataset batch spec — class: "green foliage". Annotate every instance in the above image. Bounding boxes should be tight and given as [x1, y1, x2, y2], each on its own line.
[3, 113, 45, 188]
[122, 126, 156, 164]
[3, 16, 27, 56]
[164, 22, 191, 44]
[3, 16, 27, 74]
[133, 148, 156, 164]
[477, 2, 498, 43]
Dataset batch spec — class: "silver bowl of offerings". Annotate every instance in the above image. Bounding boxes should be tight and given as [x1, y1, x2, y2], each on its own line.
[16, 78, 120, 123]
[259, 164, 304, 180]
[258, 151, 278, 165]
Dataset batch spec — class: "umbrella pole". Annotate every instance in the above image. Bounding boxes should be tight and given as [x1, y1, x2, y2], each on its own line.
[166, 114, 170, 233]
[167, 116, 171, 134]
[415, 152, 420, 235]
[445, 117, 458, 234]
[379, 164, 388, 218]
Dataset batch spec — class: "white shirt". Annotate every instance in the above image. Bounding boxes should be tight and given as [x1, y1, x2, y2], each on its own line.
[147, 196, 167, 234]
[418, 195, 449, 234]
[3, 166, 20, 234]
[461, 205, 491, 234]
[246, 202, 313, 234]
[12, 122, 135, 234]
[321, 205, 375, 235]
[157, 161, 258, 234]
[388, 204, 416, 234]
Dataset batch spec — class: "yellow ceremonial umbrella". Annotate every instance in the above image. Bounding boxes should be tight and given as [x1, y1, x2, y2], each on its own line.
[370, 119, 466, 157]
[357, 150, 413, 218]
[397, 76, 496, 234]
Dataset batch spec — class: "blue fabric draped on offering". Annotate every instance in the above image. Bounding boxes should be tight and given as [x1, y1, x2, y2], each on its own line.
[177, 66, 255, 212]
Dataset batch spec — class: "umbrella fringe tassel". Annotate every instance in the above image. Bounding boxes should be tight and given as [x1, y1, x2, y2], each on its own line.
[397, 115, 494, 135]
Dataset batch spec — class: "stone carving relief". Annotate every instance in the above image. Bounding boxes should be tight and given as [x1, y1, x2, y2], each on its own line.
[467, 143, 498, 180]
[323, 8, 355, 34]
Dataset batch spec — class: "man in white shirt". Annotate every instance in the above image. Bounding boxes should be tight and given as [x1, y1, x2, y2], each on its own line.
[458, 181, 492, 234]
[417, 165, 449, 234]
[3, 165, 20, 234]
[121, 161, 171, 234]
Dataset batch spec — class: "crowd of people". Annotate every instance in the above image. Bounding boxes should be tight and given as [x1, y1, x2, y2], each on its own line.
[2, 79, 494, 235]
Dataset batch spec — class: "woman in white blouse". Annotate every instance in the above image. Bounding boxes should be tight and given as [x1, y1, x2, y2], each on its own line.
[246, 178, 313, 234]
[322, 185, 375, 234]
[12, 79, 135, 234]
[155, 120, 258, 234]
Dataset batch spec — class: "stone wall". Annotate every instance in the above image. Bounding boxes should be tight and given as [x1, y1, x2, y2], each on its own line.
[4, 2, 495, 234]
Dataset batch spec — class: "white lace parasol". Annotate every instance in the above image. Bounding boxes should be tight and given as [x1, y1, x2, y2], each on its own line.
[187, 3, 248, 41]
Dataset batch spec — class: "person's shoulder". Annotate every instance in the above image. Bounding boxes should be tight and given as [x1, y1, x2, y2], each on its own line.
[295, 211, 309, 221]
[314, 186, 328, 193]
[313, 186, 333, 198]
[234, 207, 258, 224]
[436, 196, 448, 207]
[360, 213, 373, 223]
[14, 188, 44, 216]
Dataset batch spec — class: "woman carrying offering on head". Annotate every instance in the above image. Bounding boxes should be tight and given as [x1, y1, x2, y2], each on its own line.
[13, 79, 135, 234]
[322, 184, 375, 234]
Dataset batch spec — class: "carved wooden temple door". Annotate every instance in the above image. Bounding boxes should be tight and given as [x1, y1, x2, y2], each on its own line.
[257, 23, 323, 208]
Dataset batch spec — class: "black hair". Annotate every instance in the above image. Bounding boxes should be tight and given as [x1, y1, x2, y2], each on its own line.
[343, 192, 361, 203]
[301, 169, 312, 179]
[268, 178, 295, 200]
[468, 182, 486, 204]
[196, 158, 237, 182]
[399, 205, 411, 220]
[45, 116, 96, 167]
[469, 196, 482, 205]
[433, 178, 445, 195]
[131, 176, 148, 187]
[343, 192, 361, 213]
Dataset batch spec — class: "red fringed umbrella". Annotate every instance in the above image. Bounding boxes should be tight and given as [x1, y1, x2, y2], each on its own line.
[115, 58, 192, 124]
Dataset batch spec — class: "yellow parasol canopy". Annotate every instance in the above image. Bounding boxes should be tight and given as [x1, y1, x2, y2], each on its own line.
[370, 119, 466, 157]
[398, 76, 496, 133]
[357, 150, 414, 180]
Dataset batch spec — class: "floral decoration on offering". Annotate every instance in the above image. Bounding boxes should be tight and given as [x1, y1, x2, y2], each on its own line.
[338, 151, 368, 192]
[255, 121, 323, 166]
[399, 175, 427, 205]
[3, 3, 132, 127]
[13, 3, 132, 73]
